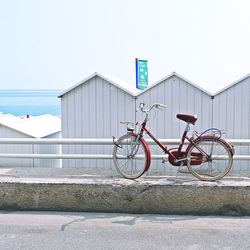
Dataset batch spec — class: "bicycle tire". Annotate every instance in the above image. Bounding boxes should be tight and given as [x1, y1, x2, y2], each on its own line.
[186, 137, 233, 181]
[113, 133, 149, 179]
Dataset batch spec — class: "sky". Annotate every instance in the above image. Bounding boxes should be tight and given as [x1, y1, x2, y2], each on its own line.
[0, 0, 250, 92]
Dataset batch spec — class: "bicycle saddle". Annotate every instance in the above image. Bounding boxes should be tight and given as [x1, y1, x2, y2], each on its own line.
[176, 114, 198, 124]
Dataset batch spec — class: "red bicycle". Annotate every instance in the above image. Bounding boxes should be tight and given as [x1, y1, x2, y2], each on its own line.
[113, 103, 234, 181]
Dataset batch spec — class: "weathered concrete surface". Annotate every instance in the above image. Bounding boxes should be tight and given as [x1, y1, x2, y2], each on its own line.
[0, 167, 250, 215]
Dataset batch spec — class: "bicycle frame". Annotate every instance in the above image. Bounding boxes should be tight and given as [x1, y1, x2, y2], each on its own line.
[138, 120, 182, 152]
[135, 120, 209, 170]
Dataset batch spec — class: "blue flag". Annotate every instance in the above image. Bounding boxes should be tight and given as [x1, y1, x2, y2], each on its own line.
[136, 59, 148, 90]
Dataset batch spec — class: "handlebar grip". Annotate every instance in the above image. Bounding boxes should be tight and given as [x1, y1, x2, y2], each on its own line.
[155, 103, 166, 110]
[158, 103, 166, 108]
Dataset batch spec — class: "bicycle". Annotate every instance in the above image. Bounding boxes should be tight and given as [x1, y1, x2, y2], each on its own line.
[113, 103, 234, 181]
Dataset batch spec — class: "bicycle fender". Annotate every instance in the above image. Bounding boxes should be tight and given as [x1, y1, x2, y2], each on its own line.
[219, 139, 235, 156]
[186, 135, 234, 156]
[202, 136, 234, 156]
[185, 135, 213, 153]
[140, 137, 151, 172]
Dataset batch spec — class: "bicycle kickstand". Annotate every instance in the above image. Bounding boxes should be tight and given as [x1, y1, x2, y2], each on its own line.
[175, 162, 184, 181]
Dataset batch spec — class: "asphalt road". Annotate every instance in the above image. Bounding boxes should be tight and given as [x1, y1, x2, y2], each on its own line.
[0, 211, 249, 250]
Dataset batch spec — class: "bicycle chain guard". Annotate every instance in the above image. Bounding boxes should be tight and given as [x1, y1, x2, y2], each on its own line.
[168, 149, 203, 166]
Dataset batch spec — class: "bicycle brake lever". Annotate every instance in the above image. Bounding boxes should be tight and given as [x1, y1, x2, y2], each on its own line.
[155, 104, 166, 110]
[155, 105, 163, 111]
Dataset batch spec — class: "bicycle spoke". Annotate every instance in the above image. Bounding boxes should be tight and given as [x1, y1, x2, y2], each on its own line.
[187, 138, 233, 181]
[119, 159, 129, 171]
[113, 134, 147, 179]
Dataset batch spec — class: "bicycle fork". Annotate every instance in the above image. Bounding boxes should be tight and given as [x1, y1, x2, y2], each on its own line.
[112, 134, 140, 157]
[129, 134, 141, 157]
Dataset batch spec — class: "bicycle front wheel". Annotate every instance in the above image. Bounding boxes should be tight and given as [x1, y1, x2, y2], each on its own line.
[113, 133, 148, 179]
[186, 137, 233, 181]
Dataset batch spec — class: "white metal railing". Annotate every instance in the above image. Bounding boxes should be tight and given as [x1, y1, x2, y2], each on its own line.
[0, 138, 249, 160]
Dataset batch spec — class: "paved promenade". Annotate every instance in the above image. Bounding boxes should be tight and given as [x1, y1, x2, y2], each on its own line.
[0, 167, 250, 215]
[0, 211, 250, 250]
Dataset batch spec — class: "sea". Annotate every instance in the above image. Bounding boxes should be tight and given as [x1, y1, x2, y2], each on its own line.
[0, 90, 61, 116]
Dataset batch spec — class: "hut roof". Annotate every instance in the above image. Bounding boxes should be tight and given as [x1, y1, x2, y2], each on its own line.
[59, 71, 250, 98]
[214, 73, 250, 96]
[0, 114, 61, 138]
[58, 72, 140, 97]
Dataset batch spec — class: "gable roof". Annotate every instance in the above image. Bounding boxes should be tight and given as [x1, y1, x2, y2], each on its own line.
[59, 71, 250, 99]
[58, 72, 140, 97]
[214, 73, 250, 96]
[58, 71, 213, 99]
[136, 72, 213, 97]
[0, 114, 61, 138]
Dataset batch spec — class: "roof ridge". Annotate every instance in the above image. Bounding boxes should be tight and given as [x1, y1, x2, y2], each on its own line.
[214, 73, 250, 96]
[58, 71, 250, 98]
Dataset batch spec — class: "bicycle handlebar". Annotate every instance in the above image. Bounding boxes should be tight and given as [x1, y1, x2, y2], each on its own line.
[137, 102, 166, 113]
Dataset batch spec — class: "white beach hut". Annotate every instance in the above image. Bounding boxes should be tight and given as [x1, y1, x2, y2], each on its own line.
[59, 72, 214, 169]
[0, 114, 61, 168]
[134, 72, 213, 170]
[59, 71, 250, 173]
[58, 72, 138, 168]
[213, 74, 250, 171]
[136, 72, 213, 138]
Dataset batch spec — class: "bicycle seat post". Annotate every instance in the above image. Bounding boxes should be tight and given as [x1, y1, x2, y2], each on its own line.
[185, 122, 190, 132]
[178, 122, 190, 152]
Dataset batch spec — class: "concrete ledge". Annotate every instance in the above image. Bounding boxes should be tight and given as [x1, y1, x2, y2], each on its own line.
[0, 172, 250, 215]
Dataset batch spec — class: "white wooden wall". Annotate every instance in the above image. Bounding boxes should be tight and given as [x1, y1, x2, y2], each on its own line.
[60, 74, 250, 173]
[61, 75, 135, 168]
[136, 75, 212, 172]
[60, 75, 212, 170]
[0, 126, 33, 167]
[213, 77, 250, 171]
[0, 127, 61, 168]
[34, 132, 62, 168]
[136, 75, 212, 138]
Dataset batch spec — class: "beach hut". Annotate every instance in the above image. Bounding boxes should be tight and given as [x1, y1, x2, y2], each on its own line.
[59, 72, 213, 170]
[136, 72, 213, 138]
[0, 114, 61, 168]
[58, 72, 138, 168]
[213, 74, 250, 171]
[135, 72, 213, 171]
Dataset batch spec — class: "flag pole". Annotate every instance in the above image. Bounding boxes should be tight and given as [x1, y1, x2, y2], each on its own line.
[135, 58, 138, 89]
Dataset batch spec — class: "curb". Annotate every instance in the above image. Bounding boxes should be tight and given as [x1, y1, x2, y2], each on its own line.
[0, 177, 250, 215]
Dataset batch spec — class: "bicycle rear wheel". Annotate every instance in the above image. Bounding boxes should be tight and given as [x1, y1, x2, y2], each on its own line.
[186, 137, 233, 181]
[113, 133, 148, 179]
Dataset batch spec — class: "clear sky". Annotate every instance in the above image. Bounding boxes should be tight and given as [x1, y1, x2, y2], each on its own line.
[0, 0, 250, 92]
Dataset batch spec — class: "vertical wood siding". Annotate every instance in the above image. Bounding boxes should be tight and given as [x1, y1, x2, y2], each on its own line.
[136, 75, 212, 171]
[34, 132, 62, 168]
[137, 76, 212, 138]
[61, 76, 135, 168]
[61, 74, 250, 173]
[0, 128, 61, 168]
[213, 77, 250, 171]
[0, 127, 33, 167]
